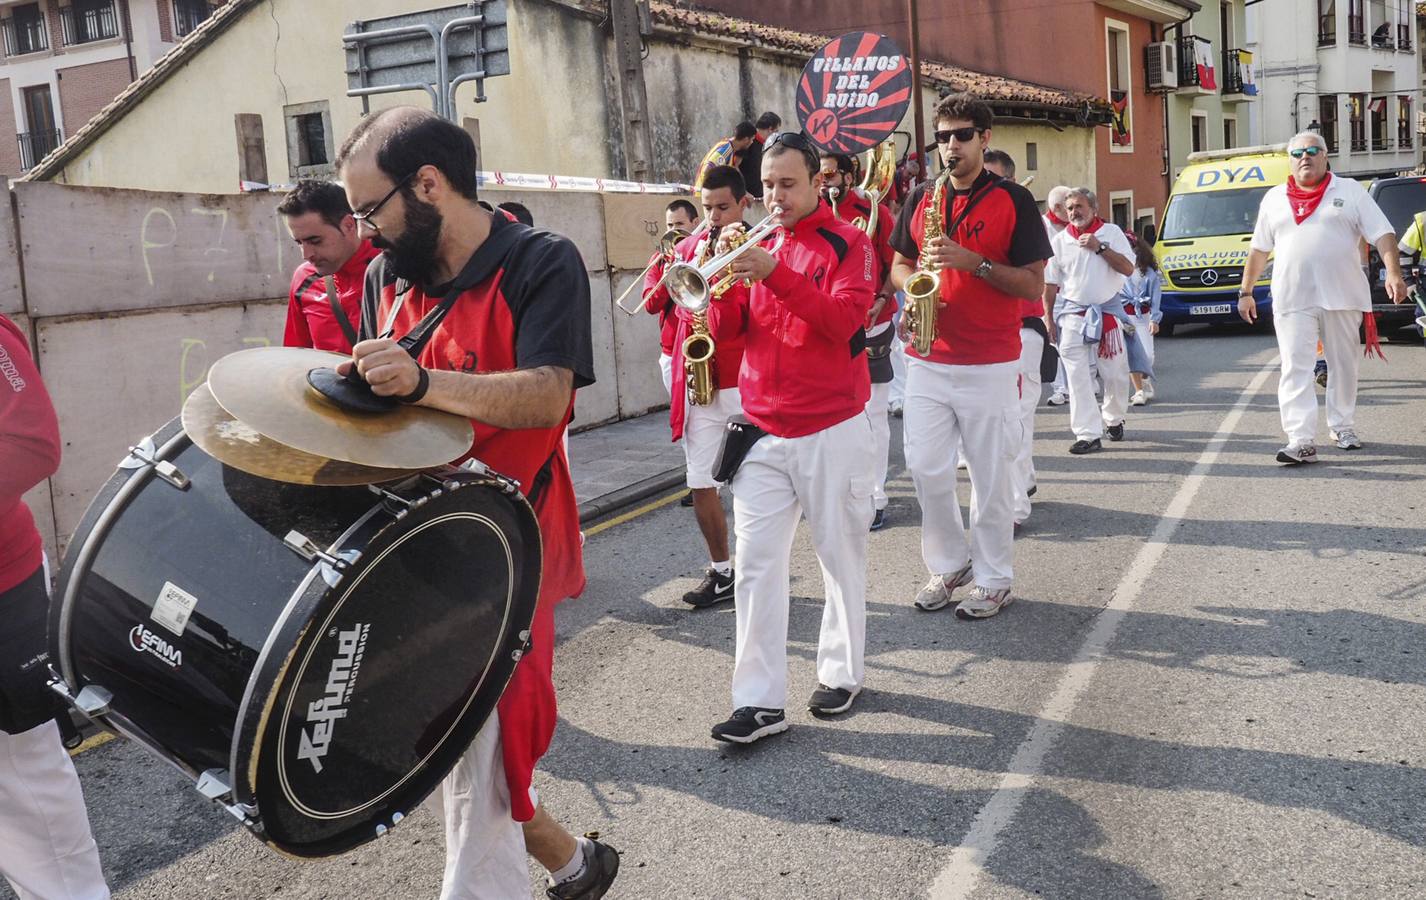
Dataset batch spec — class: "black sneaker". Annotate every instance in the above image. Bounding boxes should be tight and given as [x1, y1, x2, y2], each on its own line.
[682, 568, 734, 608]
[1069, 438, 1103, 455]
[711, 707, 787, 744]
[808, 684, 859, 716]
[546, 836, 620, 900]
[869, 508, 886, 531]
[1106, 423, 1124, 442]
[680, 491, 695, 507]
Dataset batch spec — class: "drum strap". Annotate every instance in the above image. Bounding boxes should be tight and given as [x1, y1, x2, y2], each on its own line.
[526, 448, 558, 508]
[325, 276, 360, 348]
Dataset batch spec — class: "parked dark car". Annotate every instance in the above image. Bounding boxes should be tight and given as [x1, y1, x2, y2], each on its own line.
[1366, 176, 1426, 340]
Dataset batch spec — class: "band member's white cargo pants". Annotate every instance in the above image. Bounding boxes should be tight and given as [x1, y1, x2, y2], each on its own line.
[1013, 327, 1043, 522]
[0, 720, 109, 900]
[904, 358, 1018, 590]
[659, 352, 673, 398]
[865, 382, 892, 512]
[426, 717, 529, 900]
[1275, 307, 1361, 445]
[730, 413, 874, 710]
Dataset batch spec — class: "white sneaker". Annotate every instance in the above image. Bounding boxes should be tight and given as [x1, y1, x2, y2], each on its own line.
[1047, 390, 1069, 406]
[955, 586, 1014, 620]
[1330, 429, 1362, 451]
[912, 563, 974, 611]
[1130, 391, 1147, 406]
[1275, 442, 1318, 465]
[1142, 380, 1155, 400]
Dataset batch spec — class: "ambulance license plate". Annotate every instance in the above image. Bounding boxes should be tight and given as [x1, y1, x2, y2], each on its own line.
[1191, 304, 1233, 315]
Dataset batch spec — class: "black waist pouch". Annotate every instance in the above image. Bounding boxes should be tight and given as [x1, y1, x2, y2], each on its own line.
[0, 566, 64, 735]
[864, 327, 896, 384]
[1023, 316, 1059, 383]
[712, 416, 769, 484]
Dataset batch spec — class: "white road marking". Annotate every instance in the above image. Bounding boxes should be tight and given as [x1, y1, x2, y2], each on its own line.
[929, 357, 1280, 900]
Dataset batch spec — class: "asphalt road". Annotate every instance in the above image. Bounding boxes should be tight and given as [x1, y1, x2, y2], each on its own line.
[11, 325, 1426, 899]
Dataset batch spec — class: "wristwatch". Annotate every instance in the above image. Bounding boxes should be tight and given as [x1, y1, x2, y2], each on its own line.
[972, 258, 993, 279]
[1095, 244, 1108, 255]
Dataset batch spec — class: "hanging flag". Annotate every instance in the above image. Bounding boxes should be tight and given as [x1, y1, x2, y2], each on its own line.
[1238, 50, 1257, 96]
[1194, 38, 1217, 91]
[1369, 96, 1388, 116]
[1110, 90, 1132, 146]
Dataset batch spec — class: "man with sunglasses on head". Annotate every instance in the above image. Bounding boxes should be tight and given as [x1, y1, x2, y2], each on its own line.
[889, 93, 1052, 621]
[704, 131, 877, 744]
[820, 151, 898, 530]
[334, 107, 616, 900]
[1238, 131, 1407, 465]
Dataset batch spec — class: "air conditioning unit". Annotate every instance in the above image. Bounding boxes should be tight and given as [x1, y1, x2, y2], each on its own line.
[1145, 41, 1179, 91]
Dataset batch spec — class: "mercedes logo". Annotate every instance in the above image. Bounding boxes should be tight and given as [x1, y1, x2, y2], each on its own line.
[1201, 269, 1220, 286]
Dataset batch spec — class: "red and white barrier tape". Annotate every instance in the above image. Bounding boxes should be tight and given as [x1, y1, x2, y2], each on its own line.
[241, 174, 692, 194]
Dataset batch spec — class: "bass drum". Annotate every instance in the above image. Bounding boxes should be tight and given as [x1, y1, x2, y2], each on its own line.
[50, 417, 541, 857]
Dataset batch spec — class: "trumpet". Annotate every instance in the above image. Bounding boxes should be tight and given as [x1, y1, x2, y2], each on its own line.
[661, 210, 786, 313]
[614, 223, 707, 315]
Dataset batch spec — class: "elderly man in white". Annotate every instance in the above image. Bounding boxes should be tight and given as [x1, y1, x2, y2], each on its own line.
[1239, 131, 1408, 465]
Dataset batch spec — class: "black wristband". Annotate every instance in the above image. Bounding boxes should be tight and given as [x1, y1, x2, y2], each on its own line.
[398, 366, 430, 404]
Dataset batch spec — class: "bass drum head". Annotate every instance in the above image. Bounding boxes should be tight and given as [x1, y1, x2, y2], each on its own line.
[249, 474, 541, 856]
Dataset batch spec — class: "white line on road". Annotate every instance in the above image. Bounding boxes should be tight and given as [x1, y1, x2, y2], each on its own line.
[929, 356, 1280, 900]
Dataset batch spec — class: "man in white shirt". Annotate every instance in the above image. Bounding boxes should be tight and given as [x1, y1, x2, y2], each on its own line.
[1042, 186, 1074, 407]
[1238, 132, 1408, 464]
[1043, 188, 1135, 454]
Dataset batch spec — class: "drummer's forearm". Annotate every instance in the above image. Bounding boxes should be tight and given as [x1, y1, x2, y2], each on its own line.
[423, 366, 574, 429]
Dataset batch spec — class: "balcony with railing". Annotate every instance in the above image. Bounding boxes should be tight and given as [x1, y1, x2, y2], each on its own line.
[18, 129, 62, 172]
[1399, 120, 1414, 149]
[60, 1, 121, 46]
[1221, 49, 1256, 98]
[1176, 34, 1215, 93]
[1349, 13, 1366, 44]
[1, 13, 50, 57]
[174, 0, 221, 38]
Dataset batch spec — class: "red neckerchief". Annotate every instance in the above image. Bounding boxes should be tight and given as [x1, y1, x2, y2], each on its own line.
[1066, 217, 1105, 240]
[1045, 210, 1068, 227]
[1286, 173, 1332, 225]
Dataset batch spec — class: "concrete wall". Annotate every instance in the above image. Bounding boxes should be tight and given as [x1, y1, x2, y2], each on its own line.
[8, 180, 687, 559]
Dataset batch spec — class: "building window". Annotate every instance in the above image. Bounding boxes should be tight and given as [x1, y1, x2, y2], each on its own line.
[1398, 96, 1414, 149]
[2, 3, 50, 57]
[234, 113, 268, 185]
[284, 101, 334, 178]
[1106, 21, 1132, 150]
[19, 84, 60, 172]
[1349, 0, 1366, 44]
[1319, 0, 1336, 45]
[1223, 117, 1238, 149]
[1190, 113, 1208, 154]
[1349, 94, 1367, 151]
[1396, 0, 1413, 49]
[1318, 94, 1339, 152]
[1110, 196, 1132, 231]
[1370, 96, 1389, 150]
[1368, 0, 1393, 47]
[1025, 142, 1038, 171]
[60, 0, 121, 47]
[174, 0, 219, 39]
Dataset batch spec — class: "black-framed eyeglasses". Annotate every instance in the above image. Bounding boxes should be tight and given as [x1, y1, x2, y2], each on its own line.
[1288, 146, 1324, 158]
[935, 126, 986, 144]
[351, 170, 419, 233]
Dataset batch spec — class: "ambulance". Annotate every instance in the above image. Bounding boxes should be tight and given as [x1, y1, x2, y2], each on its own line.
[1153, 145, 1290, 334]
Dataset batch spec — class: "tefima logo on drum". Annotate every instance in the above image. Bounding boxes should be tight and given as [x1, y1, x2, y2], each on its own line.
[129, 624, 182, 667]
[297, 623, 370, 774]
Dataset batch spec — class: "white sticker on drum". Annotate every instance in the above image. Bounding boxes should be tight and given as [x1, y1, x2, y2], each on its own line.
[151, 581, 198, 636]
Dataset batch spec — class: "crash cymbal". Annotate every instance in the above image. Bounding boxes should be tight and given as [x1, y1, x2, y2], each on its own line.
[206, 347, 473, 470]
[182, 383, 422, 486]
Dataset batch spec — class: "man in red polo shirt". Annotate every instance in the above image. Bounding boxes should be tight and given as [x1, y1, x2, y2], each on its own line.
[0, 315, 109, 899]
[279, 180, 381, 353]
[705, 132, 877, 744]
[820, 151, 898, 530]
[889, 93, 1053, 620]
[642, 165, 749, 608]
[335, 108, 614, 900]
[645, 198, 702, 398]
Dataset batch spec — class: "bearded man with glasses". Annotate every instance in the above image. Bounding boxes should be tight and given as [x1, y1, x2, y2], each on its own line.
[1238, 131, 1408, 465]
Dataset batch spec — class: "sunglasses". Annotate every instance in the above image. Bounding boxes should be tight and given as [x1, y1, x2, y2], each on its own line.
[768, 131, 821, 166]
[1288, 146, 1324, 158]
[935, 126, 985, 144]
[352, 170, 420, 234]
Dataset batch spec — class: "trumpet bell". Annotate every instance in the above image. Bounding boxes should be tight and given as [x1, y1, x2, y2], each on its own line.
[663, 262, 712, 313]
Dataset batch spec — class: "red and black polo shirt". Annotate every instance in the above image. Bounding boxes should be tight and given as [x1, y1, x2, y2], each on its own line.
[284, 242, 381, 353]
[891, 170, 1052, 365]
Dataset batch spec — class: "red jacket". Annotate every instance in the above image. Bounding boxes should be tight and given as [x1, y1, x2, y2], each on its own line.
[283, 241, 381, 353]
[833, 189, 896, 326]
[0, 315, 61, 595]
[734, 202, 876, 438]
[659, 230, 748, 440]
[642, 236, 698, 357]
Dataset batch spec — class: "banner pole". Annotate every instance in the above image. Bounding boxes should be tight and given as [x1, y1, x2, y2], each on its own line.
[907, 0, 926, 185]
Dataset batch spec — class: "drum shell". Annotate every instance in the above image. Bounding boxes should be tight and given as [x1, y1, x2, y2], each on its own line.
[52, 418, 542, 856]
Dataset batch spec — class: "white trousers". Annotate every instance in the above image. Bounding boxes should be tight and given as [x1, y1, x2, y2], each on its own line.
[424, 717, 529, 900]
[1013, 328, 1043, 522]
[730, 413, 874, 709]
[866, 382, 892, 511]
[1058, 314, 1130, 441]
[659, 352, 673, 397]
[1275, 307, 1361, 444]
[904, 358, 1018, 590]
[683, 386, 743, 490]
[888, 336, 907, 406]
[0, 721, 109, 900]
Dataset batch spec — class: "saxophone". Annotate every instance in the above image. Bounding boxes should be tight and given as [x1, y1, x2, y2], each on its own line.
[682, 229, 720, 406]
[902, 170, 950, 356]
